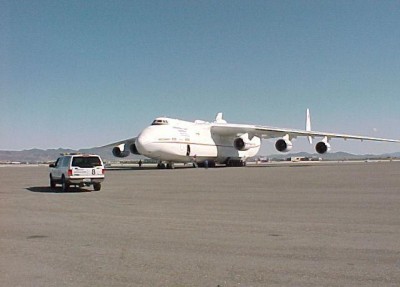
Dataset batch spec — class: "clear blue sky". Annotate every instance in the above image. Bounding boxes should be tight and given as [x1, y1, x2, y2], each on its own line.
[1, 0, 399, 154]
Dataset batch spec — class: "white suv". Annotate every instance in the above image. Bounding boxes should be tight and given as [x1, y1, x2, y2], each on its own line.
[49, 154, 105, 192]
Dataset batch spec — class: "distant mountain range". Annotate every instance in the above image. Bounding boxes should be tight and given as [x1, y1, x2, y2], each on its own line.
[0, 147, 399, 163]
[0, 147, 143, 163]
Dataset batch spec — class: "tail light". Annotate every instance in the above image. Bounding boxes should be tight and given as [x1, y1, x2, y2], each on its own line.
[68, 169, 73, 176]
[102, 169, 105, 175]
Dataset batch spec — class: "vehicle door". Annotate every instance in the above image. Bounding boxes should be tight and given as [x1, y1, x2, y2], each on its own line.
[52, 157, 62, 180]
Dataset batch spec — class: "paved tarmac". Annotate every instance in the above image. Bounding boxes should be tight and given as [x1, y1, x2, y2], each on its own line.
[1, 162, 400, 287]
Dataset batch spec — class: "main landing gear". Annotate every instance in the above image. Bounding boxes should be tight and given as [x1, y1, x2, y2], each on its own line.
[157, 160, 219, 169]
[225, 159, 246, 167]
[157, 162, 175, 169]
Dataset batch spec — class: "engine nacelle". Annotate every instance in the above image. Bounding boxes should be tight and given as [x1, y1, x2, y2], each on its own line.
[315, 141, 331, 154]
[129, 143, 141, 155]
[275, 138, 293, 152]
[233, 133, 259, 151]
[112, 144, 130, 158]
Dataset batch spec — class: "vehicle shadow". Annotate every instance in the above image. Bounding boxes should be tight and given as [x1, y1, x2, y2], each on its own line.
[26, 186, 91, 193]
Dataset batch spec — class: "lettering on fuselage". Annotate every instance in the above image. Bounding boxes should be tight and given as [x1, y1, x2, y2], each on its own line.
[173, 126, 189, 137]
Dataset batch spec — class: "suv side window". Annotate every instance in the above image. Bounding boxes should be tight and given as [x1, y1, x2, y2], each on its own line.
[62, 156, 71, 167]
[58, 157, 67, 168]
[58, 157, 65, 168]
[54, 158, 61, 167]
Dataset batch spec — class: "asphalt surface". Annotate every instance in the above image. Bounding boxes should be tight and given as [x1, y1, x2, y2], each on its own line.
[1, 162, 400, 287]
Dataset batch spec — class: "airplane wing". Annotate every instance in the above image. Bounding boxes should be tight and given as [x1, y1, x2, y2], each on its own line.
[100, 137, 137, 148]
[98, 137, 138, 158]
[211, 123, 400, 143]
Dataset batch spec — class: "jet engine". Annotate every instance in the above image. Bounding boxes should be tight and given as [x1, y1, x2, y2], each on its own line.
[233, 133, 259, 151]
[112, 144, 130, 158]
[129, 143, 141, 155]
[315, 141, 331, 154]
[275, 138, 293, 152]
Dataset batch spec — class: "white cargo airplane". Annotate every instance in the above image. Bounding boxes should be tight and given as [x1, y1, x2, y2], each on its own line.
[110, 110, 400, 168]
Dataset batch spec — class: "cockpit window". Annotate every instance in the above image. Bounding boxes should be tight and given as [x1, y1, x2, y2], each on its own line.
[151, 119, 169, 125]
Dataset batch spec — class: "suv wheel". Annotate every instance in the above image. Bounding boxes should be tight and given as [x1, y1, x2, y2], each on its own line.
[61, 176, 69, 192]
[93, 183, 101, 191]
[50, 175, 56, 189]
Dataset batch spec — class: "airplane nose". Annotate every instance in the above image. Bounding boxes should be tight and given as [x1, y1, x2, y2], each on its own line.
[136, 128, 158, 156]
[136, 134, 149, 155]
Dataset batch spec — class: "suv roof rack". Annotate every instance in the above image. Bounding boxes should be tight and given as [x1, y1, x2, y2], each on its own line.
[59, 152, 84, 156]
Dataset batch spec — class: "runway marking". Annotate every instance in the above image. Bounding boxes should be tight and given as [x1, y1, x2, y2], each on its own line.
[26, 235, 48, 239]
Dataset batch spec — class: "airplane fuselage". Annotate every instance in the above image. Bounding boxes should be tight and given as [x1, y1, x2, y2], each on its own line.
[135, 118, 260, 164]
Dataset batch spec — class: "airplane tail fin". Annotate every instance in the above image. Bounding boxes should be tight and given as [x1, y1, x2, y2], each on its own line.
[306, 108, 312, 144]
[215, 112, 227, 124]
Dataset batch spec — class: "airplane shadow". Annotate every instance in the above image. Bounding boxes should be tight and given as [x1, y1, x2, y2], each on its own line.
[106, 167, 170, 171]
[106, 165, 212, 171]
[105, 167, 149, 171]
[26, 186, 92, 193]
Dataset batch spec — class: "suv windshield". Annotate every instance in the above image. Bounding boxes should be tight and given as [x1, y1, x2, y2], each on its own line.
[72, 156, 102, 168]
